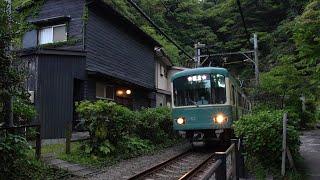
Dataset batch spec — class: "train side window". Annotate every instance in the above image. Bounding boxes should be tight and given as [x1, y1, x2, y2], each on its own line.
[237, 92, 242, 107]
[232, 85, 236, 105]
[211, 74, 226, 104]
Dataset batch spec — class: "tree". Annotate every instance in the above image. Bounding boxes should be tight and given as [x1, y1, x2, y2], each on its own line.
[0, 0, 25, 126]
[259, 55, 302, 109]
[293, 0, 320, 102]
[0, 0, 14, 126]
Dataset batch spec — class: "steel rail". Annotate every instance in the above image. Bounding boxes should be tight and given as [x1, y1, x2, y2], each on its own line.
[178, 152, 215, 180]
[180, 144, 235, 180]
[201, 159, 222, 180]
[128, 149, 192, 180]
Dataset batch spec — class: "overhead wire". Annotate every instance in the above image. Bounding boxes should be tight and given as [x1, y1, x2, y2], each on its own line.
[127, 0, 194, 61]
[236, 0, 251, 45]
[128, 0, 252, 65]
[158, 0, 197, 59]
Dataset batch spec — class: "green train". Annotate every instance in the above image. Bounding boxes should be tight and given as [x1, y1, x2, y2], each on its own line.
[171, 67, 251, 141]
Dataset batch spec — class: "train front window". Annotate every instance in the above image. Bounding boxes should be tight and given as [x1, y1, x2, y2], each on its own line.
[173, 74, 226, 107]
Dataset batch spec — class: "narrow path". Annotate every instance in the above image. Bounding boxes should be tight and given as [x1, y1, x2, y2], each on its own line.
[300, 129, 320, 179]
[42, 153, 100, 178]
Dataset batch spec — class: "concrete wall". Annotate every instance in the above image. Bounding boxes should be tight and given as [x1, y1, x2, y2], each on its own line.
[155, 60, 170, 92]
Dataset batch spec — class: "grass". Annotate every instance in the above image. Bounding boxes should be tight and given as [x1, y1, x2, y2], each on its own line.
[245, 154, 309, 180]
[41, 141, 111, 167]
[41, 138, 184, 168]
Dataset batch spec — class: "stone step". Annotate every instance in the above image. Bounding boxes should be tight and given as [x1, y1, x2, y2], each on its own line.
[42, 153, 100, 178]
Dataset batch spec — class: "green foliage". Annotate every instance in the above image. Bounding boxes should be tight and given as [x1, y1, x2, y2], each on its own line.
[136, 107, 173, 144]
[301, 110, 316, 128]
[293, 0, 320, 65]
[255, 0, 320, 127]
[259, 55, 302, 109]
[12, 0, 45, 47]
[292, 0, 320, 101]
[234, 110, 300, 174]
[0, 134, 65, 179]
[12, 97, 36, 124]
[1, 0, 30, 126]
[76, 100, 138, 156]
[118, 136, 154, 157]
[0, 134, 31, 175]
[76, 100, 176, 157]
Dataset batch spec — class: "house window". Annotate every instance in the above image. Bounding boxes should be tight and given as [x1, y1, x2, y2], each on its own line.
[38, 24, 67, 45]
[160, 64, 167, 77]
[96, 82, 114, 100]
[160, 64, 164, 77]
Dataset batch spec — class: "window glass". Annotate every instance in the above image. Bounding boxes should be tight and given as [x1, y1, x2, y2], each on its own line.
[160, 64, 164, 76]
[27, 61, 36, 91]
[53, 25, 66, 42]
[233, 86, 236, 105]
[39, 27, 53, 45]
[173, 74, 226, 107]
[105, 85, 114, 100]
[231, 85, 235, 105]
[237, 92, 242, 107]
[96, 82, 105, 98]
[211, 74, 226, 104]
[38, 24, 66, 45]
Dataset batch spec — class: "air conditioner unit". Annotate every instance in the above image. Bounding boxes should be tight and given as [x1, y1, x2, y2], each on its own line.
[28, 91, 35, 103]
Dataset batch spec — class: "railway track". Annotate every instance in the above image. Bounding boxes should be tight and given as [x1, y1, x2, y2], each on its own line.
[129, 145, 227, 180]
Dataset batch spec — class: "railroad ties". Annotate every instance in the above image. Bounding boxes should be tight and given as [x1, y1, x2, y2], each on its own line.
[128, 145, 228, 180]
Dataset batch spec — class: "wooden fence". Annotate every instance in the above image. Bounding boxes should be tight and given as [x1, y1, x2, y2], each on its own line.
[202, 139, 245, 180]
[65, 122, 90, 154]
[0, 124, 41, 159]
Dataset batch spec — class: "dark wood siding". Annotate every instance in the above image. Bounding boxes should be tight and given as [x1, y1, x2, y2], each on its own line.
[28, 0, 85, 50]
[37, 54, 85, 138]
[86, 8, 156, 90]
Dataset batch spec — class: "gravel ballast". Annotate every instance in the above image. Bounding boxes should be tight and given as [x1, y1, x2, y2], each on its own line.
[86, 142, 191, 180]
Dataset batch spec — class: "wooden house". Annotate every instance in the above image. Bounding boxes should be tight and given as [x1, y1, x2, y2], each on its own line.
[20, 0, 170, 138]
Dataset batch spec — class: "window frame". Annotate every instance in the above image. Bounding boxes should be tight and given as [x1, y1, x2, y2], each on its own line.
[38, 24, 67, 45]
[172, 73, 227, 107]
[95, 82, 115, 101]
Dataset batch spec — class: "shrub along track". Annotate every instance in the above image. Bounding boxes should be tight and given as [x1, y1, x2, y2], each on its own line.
[128, 144, 227, 180]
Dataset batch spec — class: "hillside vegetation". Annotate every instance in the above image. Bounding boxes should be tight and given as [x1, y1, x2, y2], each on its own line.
[105, 0, 319, 116]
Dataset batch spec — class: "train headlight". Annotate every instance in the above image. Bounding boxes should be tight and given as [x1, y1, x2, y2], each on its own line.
[214, 113, 228, 124]
[177, 117, 185, 125]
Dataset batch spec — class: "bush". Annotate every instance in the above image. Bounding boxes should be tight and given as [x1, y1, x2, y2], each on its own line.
[76, 100, 138, 156]
[0, 134, 62, 179]
[76, 100, 176, 157]
[0, 134, 31, 178]
[234, 110, 300, 173]
[136, 107, 173, 144]
[300, 110, 316, 128]
[118, 136, 154, 157]
[12, 97, 37, 126]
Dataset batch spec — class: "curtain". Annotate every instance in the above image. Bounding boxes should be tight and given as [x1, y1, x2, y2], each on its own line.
[39, 27, 53, 45]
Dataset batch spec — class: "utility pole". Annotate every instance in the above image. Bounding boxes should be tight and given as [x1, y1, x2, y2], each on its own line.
[198, 34, 259, 87]
[253, 33, 259, 86]
[194, 42, 205, 67]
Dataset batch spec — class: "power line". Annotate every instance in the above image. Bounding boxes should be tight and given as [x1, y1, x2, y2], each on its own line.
[127, 0, 194, 61]
[236, 0, 250, 44]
